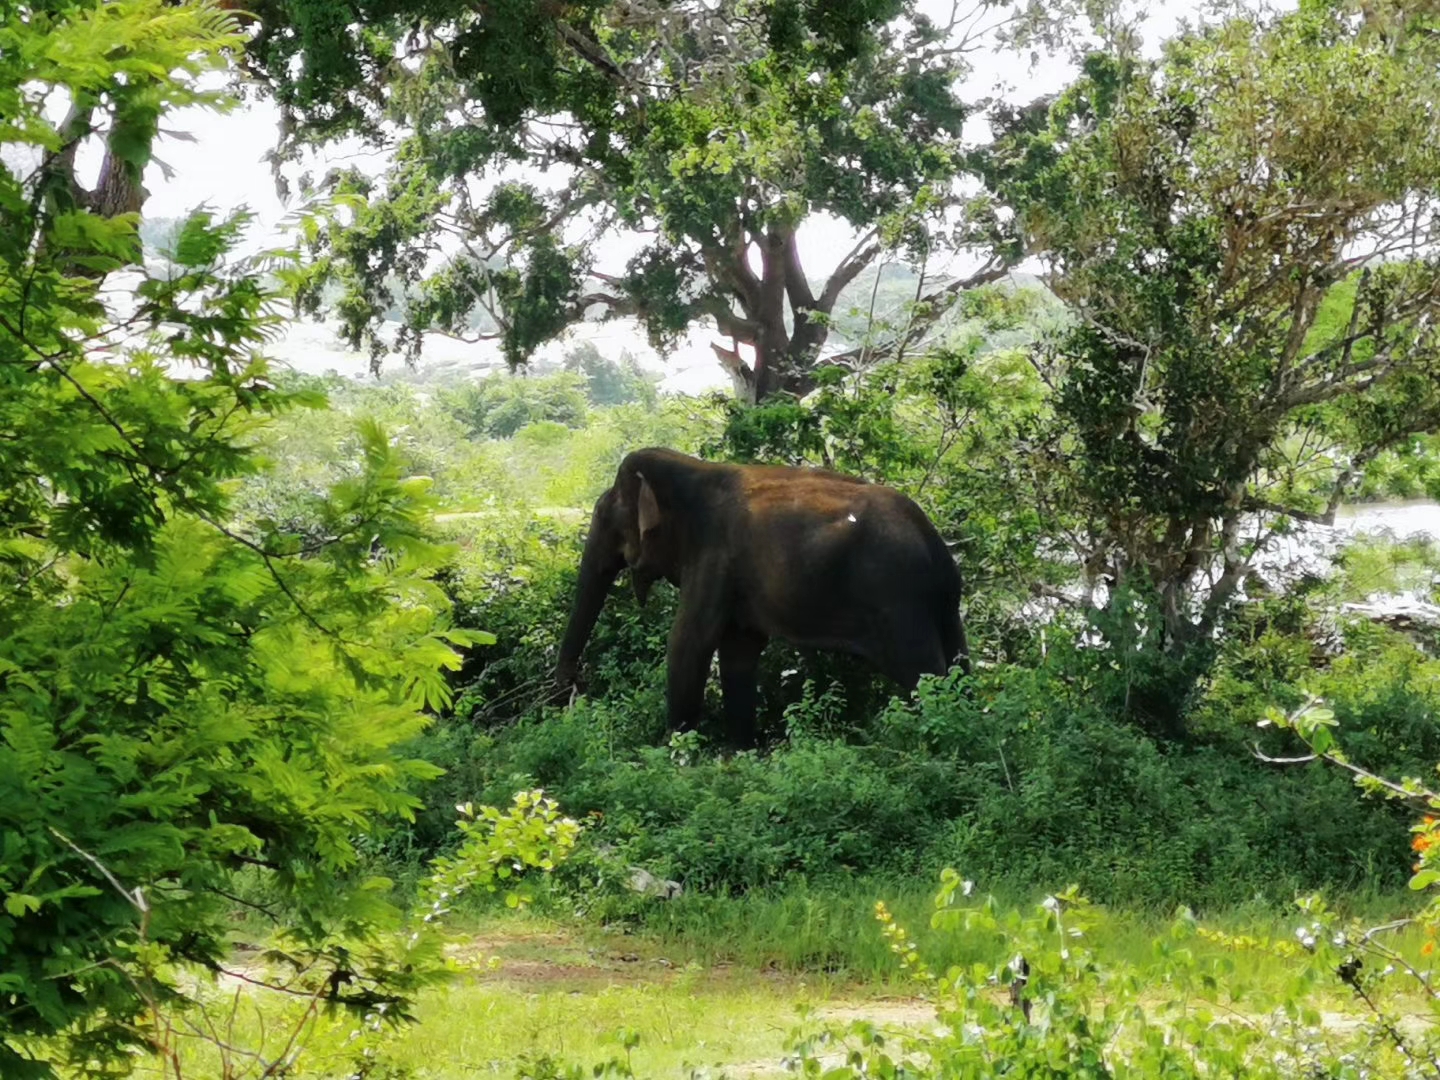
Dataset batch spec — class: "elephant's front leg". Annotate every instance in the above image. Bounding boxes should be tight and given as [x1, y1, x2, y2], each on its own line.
[718, 629, 766, 749]
[665, 584, 727, 733]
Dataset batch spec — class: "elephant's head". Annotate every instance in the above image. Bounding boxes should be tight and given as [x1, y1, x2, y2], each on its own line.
[554, 458, 676, 686]
[595, 468, 672, 602]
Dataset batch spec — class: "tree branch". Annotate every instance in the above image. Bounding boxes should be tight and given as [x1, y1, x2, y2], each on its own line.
[1253, 743, 1436, 813]
[1241, 498, 1341, 527]
[575, 291, 638, 318]
[1029, 581, 1086, 607]
[699, 293, 761, 343]
[1279, 357, 1399, 408]
[711, 228, 763, 312]
[780, 226, 816, 313]
[816, 228, 882, 313]
[825, 256, 1015, 367]
[425, 328, 501, 345]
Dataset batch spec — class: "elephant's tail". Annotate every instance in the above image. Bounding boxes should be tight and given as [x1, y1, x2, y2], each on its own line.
[921, 524, 970, 678]
[940, 598, 971, 677]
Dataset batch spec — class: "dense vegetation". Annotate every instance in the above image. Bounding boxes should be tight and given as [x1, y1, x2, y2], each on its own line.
[243, 359, 1440, 917]
[8, 0, 1440, 1076]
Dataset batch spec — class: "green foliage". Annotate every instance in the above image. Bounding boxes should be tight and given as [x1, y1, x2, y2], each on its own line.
[15, 0, 1440, 1074]
[99, 790, 579, 1080]
[0, 5, 489, 1073]
[972, 1, 1440, 664]
[563, 342, 659, 409]
[419, 790, 580, 917]
[441, 371, 590, 440]
[410, 632, 1427, 914]
[221, 369, 717, 769]
[1357, 434, 1440, 502]
[784, 881, 1359, 1079]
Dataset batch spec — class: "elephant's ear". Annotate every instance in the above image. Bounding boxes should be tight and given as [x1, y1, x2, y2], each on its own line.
[637, 472, 662, 536]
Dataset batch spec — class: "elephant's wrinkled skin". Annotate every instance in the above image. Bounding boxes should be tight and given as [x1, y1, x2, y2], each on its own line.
[554, 448, 970, 744]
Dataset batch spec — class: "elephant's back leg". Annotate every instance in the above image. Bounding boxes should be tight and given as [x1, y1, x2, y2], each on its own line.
[871, 608, 950, 691]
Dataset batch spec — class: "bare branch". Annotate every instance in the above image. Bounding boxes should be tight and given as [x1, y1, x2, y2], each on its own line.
[1279, 358, 1399, 408]
[1029, 581, 1086, 607]
[425, 328, 501, 345]
[1253, 744, 1438, 812]
[826, 255, 1015, 367]
[816, 228, 882, 313]
[1241, 498, 1340, 527]
[48, 828, 148, 913]
[571, 291, 637, 320]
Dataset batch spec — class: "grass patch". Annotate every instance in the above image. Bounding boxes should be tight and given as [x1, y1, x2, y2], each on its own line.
[115, 923, 857, 1080]
[520, 878, 1424, 992]
[76, 888, 1438, 1079]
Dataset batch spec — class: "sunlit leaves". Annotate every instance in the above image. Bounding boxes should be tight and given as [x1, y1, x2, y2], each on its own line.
[0, 3, 486, 1074]
[421, 790, 580, 917]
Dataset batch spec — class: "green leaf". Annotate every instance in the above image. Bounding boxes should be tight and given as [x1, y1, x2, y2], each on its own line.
[3, 893, 41, 917]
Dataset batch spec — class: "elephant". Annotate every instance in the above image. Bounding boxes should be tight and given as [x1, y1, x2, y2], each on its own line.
[554, 447, 971, 745]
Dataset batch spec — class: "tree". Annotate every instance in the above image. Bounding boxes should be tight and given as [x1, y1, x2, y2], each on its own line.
[0, 3, 486, 1073]
[563, 341, 658, 407]
[241, 0, 1095, 401]
[443, 370, 591, 438]
[974, 1, 1440, 663]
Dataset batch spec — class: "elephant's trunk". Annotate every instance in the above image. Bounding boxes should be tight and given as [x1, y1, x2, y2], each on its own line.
[555, 498, 623, 686]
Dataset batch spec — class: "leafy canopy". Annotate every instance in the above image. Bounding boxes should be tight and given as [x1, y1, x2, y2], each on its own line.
[243, 0, 1096, 400]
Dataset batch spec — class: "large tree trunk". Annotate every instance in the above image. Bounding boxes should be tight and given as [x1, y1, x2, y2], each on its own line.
[89, 148, 148, 219]
[706, 224, 877, 404]
[33, 102, 149, 274]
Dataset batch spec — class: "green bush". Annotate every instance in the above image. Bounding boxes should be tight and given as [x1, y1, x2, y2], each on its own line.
[785, 877, 1426, 1080]
[0, 21, 485, 1071]
[904, 662, 1412, 908]
[403, 630, 1424, 913]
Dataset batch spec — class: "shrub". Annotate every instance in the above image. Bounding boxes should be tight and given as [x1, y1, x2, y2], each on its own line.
[402, 634, 1425, 913]
[788, 877, 1417, 1079]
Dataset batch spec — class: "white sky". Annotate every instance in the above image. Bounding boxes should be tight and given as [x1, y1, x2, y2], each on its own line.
[118, 0, 1255, 388]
